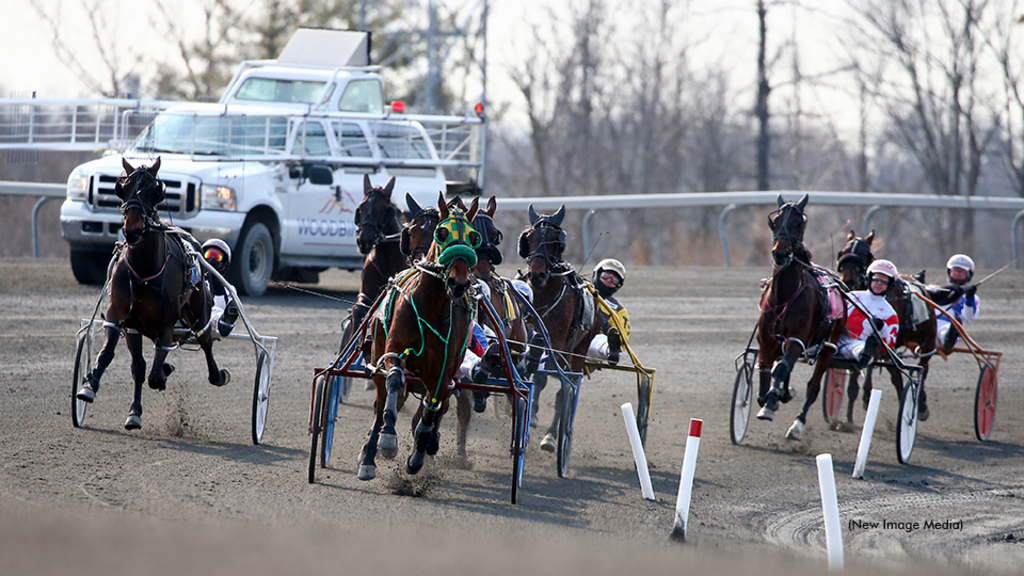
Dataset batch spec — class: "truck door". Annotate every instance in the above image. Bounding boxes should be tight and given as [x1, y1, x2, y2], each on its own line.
[278, 119, 357, 258]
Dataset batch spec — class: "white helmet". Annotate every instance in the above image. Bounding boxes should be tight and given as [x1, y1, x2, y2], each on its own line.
[202, 238, 232, 270]
[946, 254, 975, 280]
[866, 259, 898, 280]
[510, 279, 533, 304]
[593, 258, 626, 286]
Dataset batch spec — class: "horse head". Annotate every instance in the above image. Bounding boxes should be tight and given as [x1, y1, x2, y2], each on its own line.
[355, 175, 402, 255]
[518, 204, 567, 289]
[115, 157, 166, 245]
[401, 194, 466, 264]
[471, 196, 503, 280]
[767, 194, 808, 268]
[836, 230, 875, 290]
[425, 193, 480, 299]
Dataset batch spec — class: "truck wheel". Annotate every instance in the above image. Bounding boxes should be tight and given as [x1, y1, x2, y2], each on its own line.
[232, 222, 274, 297]
[69, 248, 111, 286]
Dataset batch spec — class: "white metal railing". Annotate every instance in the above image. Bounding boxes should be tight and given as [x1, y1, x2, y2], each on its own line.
[0, 98, 179, 151]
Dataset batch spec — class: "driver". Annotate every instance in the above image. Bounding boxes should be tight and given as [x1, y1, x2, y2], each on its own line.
[588, 258, 629, 366]
[934, 254, 980, 352]
[837, 259, 899, 368]
[202, 239, 239, 338]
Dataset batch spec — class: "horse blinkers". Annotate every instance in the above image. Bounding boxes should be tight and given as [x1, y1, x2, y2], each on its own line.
[400, 228, 411, 255]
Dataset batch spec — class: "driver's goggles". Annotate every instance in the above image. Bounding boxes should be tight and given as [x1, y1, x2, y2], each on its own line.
[204, 249, 226, 264]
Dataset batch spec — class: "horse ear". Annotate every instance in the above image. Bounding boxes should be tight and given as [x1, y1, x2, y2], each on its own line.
[777, 194, 784, 208]
[383, 176, 396, 199]
[550, 205, 566, 227]
[400, 228, 411, 255]
[846, 230, 855, 242]
[467, 196, 480, 222]
[518, 231, 530, 258]
[437, 191, 448, 219]
[797, 194, 809, 211]
[122, 157, 135, 176]
[149, 156, 161, 176]
[865, 230, 875, 244]
[486, 195, 497, 217]
[528, 204, 540, 226]
[406, 193, 422, 217]
[363, 174, 372, 194]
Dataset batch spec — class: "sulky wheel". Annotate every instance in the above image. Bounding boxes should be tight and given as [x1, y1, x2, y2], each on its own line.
[896, 376, 920, 464]
[510, 395, 528, 504]
[72, 332, 94, 428]
[320, 374, 341, 467]
[636, 373, 652, 448]
[730, 359, 754, 445]
[307, 375, 326, 484]
[333, 314, 356, 405]
[974, 365, 997, 442]
[556, 378, 579, 479]
[251, 350, 271, 445]
[822, 368, 846, 424]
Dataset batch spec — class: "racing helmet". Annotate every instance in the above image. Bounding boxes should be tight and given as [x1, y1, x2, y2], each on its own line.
[946, 254, 975, 282]
[202, 238, 232, 272]
[866, 259, 898, 291]
[593, 258, 626, 287]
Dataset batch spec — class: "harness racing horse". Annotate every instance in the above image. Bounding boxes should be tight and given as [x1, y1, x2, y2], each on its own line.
[755, 194, 846, 439]
[357, 194, 481, 480]
[518, 205, 599, 451]
[452, 196, 532, 454]
[350, 175, 405, 330]
[76, 157, 228, 430]
[836, 231, 937, 421]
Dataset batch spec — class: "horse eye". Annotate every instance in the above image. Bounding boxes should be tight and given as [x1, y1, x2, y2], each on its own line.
[435, 228, 449, 243]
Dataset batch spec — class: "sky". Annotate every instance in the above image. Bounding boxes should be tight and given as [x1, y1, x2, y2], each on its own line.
[0, 0, 865, 133]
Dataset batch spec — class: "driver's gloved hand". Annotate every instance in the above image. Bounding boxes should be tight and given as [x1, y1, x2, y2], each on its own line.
[964, 285, 978, 300]
[871, 317, 885, 331]
[223, 300, 239, 325]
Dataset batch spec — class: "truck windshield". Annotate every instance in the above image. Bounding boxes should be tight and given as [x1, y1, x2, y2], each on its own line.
[234, 78, 327, 104]
[133, 113, 290, 156]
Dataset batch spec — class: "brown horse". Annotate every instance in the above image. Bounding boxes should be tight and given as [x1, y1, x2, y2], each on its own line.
[350, 175, 405, 330]
[836, 231, 937, 421]
[517, 204, 599, 451]
[357, 194, 480, 480]
[75, 157, 228, 430]
[755, 194, 846, 439]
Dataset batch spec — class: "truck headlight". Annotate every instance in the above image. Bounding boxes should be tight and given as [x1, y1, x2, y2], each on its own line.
[67, 167, 90, 202]
[202, 184, 236, 211]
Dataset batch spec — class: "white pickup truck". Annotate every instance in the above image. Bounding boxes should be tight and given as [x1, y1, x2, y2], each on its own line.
[8, 29, 485, 295]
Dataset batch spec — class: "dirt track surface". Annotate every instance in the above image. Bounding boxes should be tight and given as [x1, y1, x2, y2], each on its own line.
[1, 258, 1023, 576]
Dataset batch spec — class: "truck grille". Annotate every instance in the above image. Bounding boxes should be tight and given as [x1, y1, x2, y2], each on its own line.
[91, 172, 201, 217]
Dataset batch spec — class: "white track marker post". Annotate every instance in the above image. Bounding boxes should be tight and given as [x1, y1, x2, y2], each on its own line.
[852, 388, 883, 479]
[670, 419, 702, 541]
[816, 453, 845, 571]
[620, 403, 655, 501]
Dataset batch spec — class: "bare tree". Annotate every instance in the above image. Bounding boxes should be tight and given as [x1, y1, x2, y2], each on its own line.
[988, 0, 1024, 198]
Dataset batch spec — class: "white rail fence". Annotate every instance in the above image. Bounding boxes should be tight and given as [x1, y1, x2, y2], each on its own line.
[4, 182, 1024, 266]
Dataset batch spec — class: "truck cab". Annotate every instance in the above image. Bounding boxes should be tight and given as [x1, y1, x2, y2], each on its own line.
[55, 29, 484, 295]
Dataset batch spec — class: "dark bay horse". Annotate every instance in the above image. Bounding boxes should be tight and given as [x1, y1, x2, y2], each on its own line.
[76, 157, 228, 430]
[357, 194, 481, 480]
[350, 175, 405, 330]
[836, 231, 937, 421]
[755, 194, 846, 439]
[518, 205, 599, 450]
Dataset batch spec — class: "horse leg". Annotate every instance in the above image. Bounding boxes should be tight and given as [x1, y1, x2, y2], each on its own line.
[357, 375, 387, 480]
[862, 367, 874, 412]
[888, 365, 904, 406]
[845, 371, 861, 423]
[124, 333, 146, 430]
[378, 365, 404, 459]
[407, 401, 441, 475]
[456, 389, 471, 457]
[758, 341, 799, 420]
[78, 325, 122, 402]
[539, 379, 563, 453]
[787, 345, 835, 439]
[917, 357, 931, 421]
[195, 329, 229, 387]
[146, 328, 175, 391]
[530, 367, 548, 429]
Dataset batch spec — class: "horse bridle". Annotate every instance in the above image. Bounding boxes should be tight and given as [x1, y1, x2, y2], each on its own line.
[472, 213, 503, 266]
[768, 204, 807, 268]
[520, 222, 567, 268]
[119, 169, 167, 246]
[837, 239, 872, 289]
[355, 189, 403, 248]
[404, 209, 439, 264]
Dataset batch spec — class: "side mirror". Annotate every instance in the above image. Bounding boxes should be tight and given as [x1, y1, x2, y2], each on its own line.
[305, 164, 334, 185]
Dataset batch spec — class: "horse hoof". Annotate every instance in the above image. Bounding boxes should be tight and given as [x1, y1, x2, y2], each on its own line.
[786, 420, 804, 439]
[406, 452, 425, 475]
[540, 433, 556, 452]
[147, 377, 166, 391]
[919, 406, 930, 422]
[357, 465, 376, 481]
[756, 406, 775, 421]
[124, 414, 142, 430]
[378, 434, 398, 459]
[212, 369, 230, 387]
[76, 385, 96, 403]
